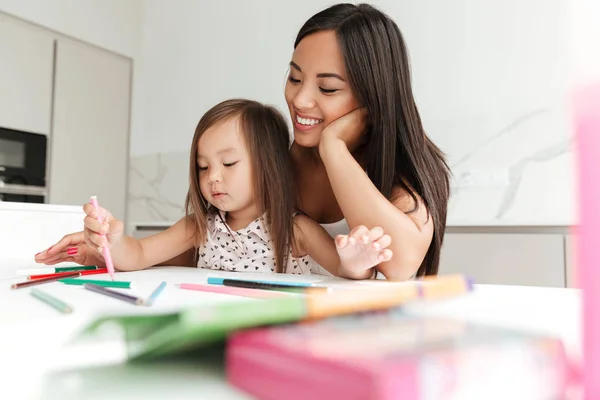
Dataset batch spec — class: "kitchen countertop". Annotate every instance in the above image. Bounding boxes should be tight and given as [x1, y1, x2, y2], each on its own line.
[0, 201, 84, 214]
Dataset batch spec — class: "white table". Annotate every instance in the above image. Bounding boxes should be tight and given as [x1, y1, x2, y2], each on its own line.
[0, 265, 582, 400]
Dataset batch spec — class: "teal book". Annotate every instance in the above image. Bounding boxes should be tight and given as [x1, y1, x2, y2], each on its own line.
[81, 297, 306, 361]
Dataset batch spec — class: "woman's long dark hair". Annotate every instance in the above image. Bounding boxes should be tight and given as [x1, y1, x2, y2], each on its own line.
[185, 99, 295, 273]
[295, 3, 451, 276]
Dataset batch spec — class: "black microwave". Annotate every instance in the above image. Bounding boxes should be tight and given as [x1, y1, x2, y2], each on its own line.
[0, 126, 47, 187]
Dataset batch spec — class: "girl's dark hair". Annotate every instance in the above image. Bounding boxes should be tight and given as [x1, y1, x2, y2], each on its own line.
[185, 99, 294, 273]
[295, 3, 451, 276]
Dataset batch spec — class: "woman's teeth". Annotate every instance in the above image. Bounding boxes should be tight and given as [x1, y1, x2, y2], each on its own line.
[296, 115, 323, 126]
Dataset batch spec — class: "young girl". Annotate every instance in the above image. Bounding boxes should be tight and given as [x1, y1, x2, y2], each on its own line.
[37, 99, 392, 279]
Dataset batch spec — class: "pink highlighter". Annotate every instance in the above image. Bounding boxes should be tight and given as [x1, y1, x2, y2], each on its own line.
[90, 196, 115, 281]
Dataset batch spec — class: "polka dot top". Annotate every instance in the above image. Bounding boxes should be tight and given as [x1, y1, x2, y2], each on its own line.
[197, 211, 318, 275]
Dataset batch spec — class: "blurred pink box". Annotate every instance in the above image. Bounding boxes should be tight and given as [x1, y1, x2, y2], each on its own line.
[227, 311, 568, 400]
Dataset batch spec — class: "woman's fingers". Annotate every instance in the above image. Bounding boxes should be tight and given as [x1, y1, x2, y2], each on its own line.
[34, 232, 85, 262]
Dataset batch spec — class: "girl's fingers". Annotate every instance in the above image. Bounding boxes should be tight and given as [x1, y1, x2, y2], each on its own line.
[373, 234, 391, 251]
[335, 234, 349, 249]
[83, 202, 112, 223]
[83, 216, 109, 235]
[378, 249, 393, 262]
[366, 226, 385, 243]
[348, 225, 369, 245]
[85, 232, 106, 249]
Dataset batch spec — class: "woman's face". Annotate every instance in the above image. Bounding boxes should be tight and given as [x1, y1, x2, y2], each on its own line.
[284, 30, 360, 148]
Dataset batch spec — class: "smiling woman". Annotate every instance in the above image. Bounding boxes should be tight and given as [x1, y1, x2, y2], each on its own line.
[286, 3, 451, 281]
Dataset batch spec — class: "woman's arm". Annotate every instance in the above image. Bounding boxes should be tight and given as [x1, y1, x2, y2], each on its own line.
[319, 135, 433, 281]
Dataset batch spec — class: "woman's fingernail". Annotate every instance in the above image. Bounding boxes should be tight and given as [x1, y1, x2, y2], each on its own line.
[35, 252, 41, 256]
[361, 235, 369, 244]
[67, 247, 78, 255]
[97, 246, 103, 253]
[373, 243, 381, 250]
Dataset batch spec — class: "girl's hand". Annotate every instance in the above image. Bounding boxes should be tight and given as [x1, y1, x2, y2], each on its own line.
[34, 231, 106, 267]
[82, 202, 124, 251]
[319, 107, 368, 153]
[335, 225, 393, 279]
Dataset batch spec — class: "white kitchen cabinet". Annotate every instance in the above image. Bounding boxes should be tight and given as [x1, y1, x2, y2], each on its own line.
[0, 13, 54, 135]
[440, 233, 566, 287]
[49, 38, 131, 220]
[565, 233, 577, 288]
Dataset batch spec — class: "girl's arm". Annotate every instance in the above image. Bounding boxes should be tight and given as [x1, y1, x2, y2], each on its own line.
[293, 214, 388, 280]
[155, 247, 197, 267]
[110, 217, 197, 271]
[319, 134, 433, 281]
[34, 218, 198, 269]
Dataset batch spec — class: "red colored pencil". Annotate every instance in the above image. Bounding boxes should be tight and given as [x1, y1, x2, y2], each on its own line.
[11, 272, 81, 290]
[28, 268, 109, 280]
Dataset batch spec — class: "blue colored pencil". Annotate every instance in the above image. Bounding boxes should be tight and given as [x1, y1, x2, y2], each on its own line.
[145, 281, 167, 306]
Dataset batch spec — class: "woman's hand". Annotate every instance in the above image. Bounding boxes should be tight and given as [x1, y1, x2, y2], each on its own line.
[319, 107, 368, 154]
[34, 231, 106, 266]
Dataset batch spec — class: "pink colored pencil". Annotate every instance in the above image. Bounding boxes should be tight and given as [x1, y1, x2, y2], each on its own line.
[178, 283, 287, 299]
[90, 196, 115, 281]
[574, 83, 600, 398]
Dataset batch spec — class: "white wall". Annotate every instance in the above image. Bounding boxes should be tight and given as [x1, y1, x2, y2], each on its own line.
[0, 0, 142, 58]
[128, 0, 576, 226]
[132, 0, 328, 156]
[0, 0, 575, 226]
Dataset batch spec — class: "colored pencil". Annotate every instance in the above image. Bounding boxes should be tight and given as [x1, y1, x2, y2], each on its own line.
[207, 276, 315, 287]
[16, 265, 98, 276]
[11, 272, 81, 290]
[29, 268, 108, 280]
[60, 278, 132, 289]
[145, 281, 167, 306]
[221, 279, 322, 293]
[83, 283, 143, 305]
[304, 274, 473, 320]
[30, 288, 73, 314]
[415, 274, 474, 298]
[179, 283, 287, 298]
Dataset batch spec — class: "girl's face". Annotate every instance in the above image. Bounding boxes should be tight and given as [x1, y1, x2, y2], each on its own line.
[196, 116, 257, 217]
[284, 30, 360, 148]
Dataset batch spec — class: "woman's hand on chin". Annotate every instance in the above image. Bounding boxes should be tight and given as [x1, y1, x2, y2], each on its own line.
[319, 107, 368, 155]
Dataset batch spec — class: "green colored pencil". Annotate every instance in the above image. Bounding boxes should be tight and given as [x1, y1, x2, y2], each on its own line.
[59, 278, 132, 289]
[16, 265, 98, 276]
[30, 288, 73, 314]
